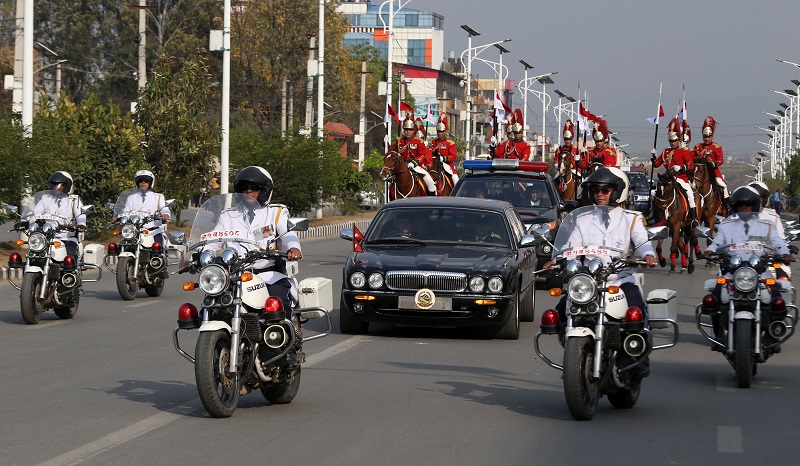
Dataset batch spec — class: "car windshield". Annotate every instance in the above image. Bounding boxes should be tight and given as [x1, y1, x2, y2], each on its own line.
[627, 174, 649, 190]
[551, 205, 626, 260]
[367, 207, 511, 247]
[20, 190, 71, 226]
[456, 179, 554, 208]
[111, 188, 159, 218]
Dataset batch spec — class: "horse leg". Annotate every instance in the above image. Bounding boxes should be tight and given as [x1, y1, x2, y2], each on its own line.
[669, 232, 678, 275]
[656, 239, 667, 268]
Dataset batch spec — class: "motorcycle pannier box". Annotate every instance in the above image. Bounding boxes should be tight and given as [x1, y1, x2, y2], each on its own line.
[298, 277, 333, 311]
[646, 289, 677, 329]
[83, 244, 105, 266]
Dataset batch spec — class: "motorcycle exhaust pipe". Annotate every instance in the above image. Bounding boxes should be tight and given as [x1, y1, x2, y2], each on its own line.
[769, 321, 789, 339]
[623, 333, 647, 357]
[61, 272, 78, 288]
[149, 256, 164, 270]
[263, 324, 288, 348]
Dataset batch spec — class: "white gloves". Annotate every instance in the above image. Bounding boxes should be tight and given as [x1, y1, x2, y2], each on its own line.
[574, 154, 582, 162]
[650, 148, 657, 156]
[672, 165, 681, 173]
[407, 162, 416, 169]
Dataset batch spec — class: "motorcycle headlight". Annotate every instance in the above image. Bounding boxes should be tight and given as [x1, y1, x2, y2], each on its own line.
[221, 248, 238, 265]
[587, 258, 603, 274]
[350, 271, 366, 288]
[567, 274, 596, 304]
[130, 215, 141, 225]
[199, 250, 215, 266]
[469, 276, 485, 293]
[121, 224, 137, 239]
[565, 260, 581, 276]
[487, 276, 504, 293]
[28, 232, 47, 252]
[368, 272, 384, 289]
[199, 264, 228, 295]
[733, 267, 758, 293]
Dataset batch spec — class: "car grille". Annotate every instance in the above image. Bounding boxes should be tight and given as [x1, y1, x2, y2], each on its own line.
[386, 270, 467, 292]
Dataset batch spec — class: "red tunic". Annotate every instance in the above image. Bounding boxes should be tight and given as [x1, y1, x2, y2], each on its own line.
[582, 146, 617, 169]
[388, 136, 432, 169]
[692, 142, 724, 179]
[429, 137, 458, 171]
[653, 147, 694, 182]
[495, 139, 531, 161]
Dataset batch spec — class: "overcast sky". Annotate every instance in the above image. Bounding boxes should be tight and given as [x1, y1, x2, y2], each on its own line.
[426, 0, 799, 160]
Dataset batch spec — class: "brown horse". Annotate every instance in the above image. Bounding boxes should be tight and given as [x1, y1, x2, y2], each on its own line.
[691, 158, 725, 249]
[652, 172, 698, 275]
[556, 151, 578, 201]
[429, 154, 454, 197]
[380, 151, 428, 201]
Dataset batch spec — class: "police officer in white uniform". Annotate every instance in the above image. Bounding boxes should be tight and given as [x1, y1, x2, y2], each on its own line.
[749, 181, 791, 279]
[122, 170, 171, 248]
[703, 186, 792, 345]
[30, 171, 86, 258]
[547, 167, 657, 313]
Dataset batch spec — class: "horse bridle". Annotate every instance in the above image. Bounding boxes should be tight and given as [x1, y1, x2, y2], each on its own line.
[381, 152, 416, 199]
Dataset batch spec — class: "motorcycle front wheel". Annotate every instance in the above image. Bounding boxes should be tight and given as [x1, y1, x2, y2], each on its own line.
[116, 257, 137, 300]
[734, 319, 755, 388]
[563, 336, 600, 420]
[261, 365, 302, 404]
[20, 272, 45, 324]
[195, 330, 240, 418]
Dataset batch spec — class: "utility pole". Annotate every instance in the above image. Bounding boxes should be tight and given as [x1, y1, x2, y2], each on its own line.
[138, 0, 146, 89]
[22, 0, 33, 134]
[317, 0, 324, 138]
[305, 36, 316, 129]
[281, 77, 287, 137]
[12, 0, 23, 114]
[358, 61, 367, 170]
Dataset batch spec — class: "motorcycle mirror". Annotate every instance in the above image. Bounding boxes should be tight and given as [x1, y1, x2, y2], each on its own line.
[165, 198, 176, 208]
[287, 217, 309, 232]
[6, 205, 19, 215]
[695, 226, 712, 239]
[169, 231, 186, 245]
[82, 204, 94, 215]
[646, 226, 669, 241]
[106, 202, 115, 210]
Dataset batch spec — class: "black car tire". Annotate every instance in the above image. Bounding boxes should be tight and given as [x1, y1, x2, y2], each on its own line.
[339, 296, 369, 334]
[494, 291, 520, 340]
[520, 283, 534, 322]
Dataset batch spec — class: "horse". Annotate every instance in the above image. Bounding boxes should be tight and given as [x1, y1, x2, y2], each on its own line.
[429, 154, 454, 197]
[380, 151, 428, 201]
[556, 151, 578, 201]
[652, 172, 699, 275]
[691, 158, 726, 250]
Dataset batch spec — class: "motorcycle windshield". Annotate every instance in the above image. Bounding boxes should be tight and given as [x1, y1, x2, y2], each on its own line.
[188, 193, 264, 252]
[551, 205, 625, 261]
[112, 188, 159, 218]
[20, 190, 71, 226]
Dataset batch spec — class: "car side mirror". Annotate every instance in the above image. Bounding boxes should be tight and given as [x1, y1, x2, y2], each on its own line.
[520, 234, 541, 248]
[340, 228, 354, 241]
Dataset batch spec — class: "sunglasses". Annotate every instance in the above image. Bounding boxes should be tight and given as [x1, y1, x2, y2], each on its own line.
[592, 186, 614, 195]
[239, 183, 261, 192]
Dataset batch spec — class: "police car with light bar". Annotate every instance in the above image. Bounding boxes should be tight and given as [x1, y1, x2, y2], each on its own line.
[452, 159, 578, 288]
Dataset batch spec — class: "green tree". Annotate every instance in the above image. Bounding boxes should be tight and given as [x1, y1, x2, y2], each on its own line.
[134, 55, 219, 220]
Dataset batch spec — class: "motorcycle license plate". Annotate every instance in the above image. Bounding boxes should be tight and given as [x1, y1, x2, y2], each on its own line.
[398, 295, 452, 311]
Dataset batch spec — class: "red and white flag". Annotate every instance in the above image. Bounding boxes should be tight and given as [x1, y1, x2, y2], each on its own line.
[493, 91, 513, 122]
[646, 105, 665, 125]
[384, 103, 400, 126]
[399, 101, 414, 119]
[425, 103, 437, 125]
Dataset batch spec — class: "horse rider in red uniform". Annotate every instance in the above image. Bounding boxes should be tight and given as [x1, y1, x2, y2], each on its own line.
[553, 119, 580, 187]
[388, 115, 437, 196]
[429, 114, 459, 186]
[414, 117, 427, 145]
[495, 109, 531, 161]
[692, 116, 730, 211]
[581, 118, 617, 171]
[651, 118, 699, 227]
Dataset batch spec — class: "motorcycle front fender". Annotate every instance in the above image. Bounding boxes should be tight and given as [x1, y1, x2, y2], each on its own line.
[733, 311, 755, 320]
[118, 252, 136, 259]
[24, 265, 43, 275]
[566, 327, 596, 340]
[198, 320, 232, 334]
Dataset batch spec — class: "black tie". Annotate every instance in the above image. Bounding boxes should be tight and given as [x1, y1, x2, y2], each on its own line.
[744, 222, 749, 236]
[602, 211, 610, 228]
[247, 208, 255, 224]
[57, 198, 61, 208]
[141, 192, 146, 202]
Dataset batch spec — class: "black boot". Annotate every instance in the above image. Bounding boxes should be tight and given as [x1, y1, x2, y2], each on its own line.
[723, 197, 732, 213]
[689, 208, 699, 228]
[427, 190, 437, 197]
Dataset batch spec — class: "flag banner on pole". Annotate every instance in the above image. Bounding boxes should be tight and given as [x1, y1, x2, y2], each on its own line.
[400, 101, 414, 119]
[425, 104, 437, 125]
[385, 103, 400, 126]
[494, 91, 512, 122]
[579, 103, 597, 122]
[646, 105, 665, 125]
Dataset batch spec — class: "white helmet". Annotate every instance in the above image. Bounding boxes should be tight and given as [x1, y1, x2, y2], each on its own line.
[581, 166, 629, 206]
[48, 171, 74, 195]
[134, 170, 155, 189]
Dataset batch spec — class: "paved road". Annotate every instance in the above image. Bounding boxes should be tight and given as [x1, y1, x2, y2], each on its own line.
[0, 235, 797, 465]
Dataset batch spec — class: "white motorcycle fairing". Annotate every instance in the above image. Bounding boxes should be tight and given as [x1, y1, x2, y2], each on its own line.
[241, 274, 271, 309]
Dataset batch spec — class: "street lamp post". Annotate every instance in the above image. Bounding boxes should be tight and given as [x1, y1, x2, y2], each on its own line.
[519, 60, 533, 140]
[495, 43, 510, 142]
[537, 74, 555, 161]
[460, 25, 509, 160]
[553, 89, 575, 147]
[517, 71, 556, 161]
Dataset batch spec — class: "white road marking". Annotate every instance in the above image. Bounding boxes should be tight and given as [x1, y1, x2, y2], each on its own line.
[38, 335, 368, 465]
[717, 426, 744, 453]
[24, 320, 70, 329]
[126, 300, 163, 308]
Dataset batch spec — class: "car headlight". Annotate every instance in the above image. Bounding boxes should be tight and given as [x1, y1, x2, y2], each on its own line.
[487, 277, 503, 293]
[198, 264, 228, 295]
[350, 271, 366, 288]
[469, 276, 485, 293]
[121, 224, 137, 239]
[567, 274, 596, 304]
[368, 273, 384, 289]
[28, 232, 47, 252]
[733, 267, 758, 292]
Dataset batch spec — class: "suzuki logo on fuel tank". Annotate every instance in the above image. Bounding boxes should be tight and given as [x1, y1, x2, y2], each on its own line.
[246, 282, 266, 293]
